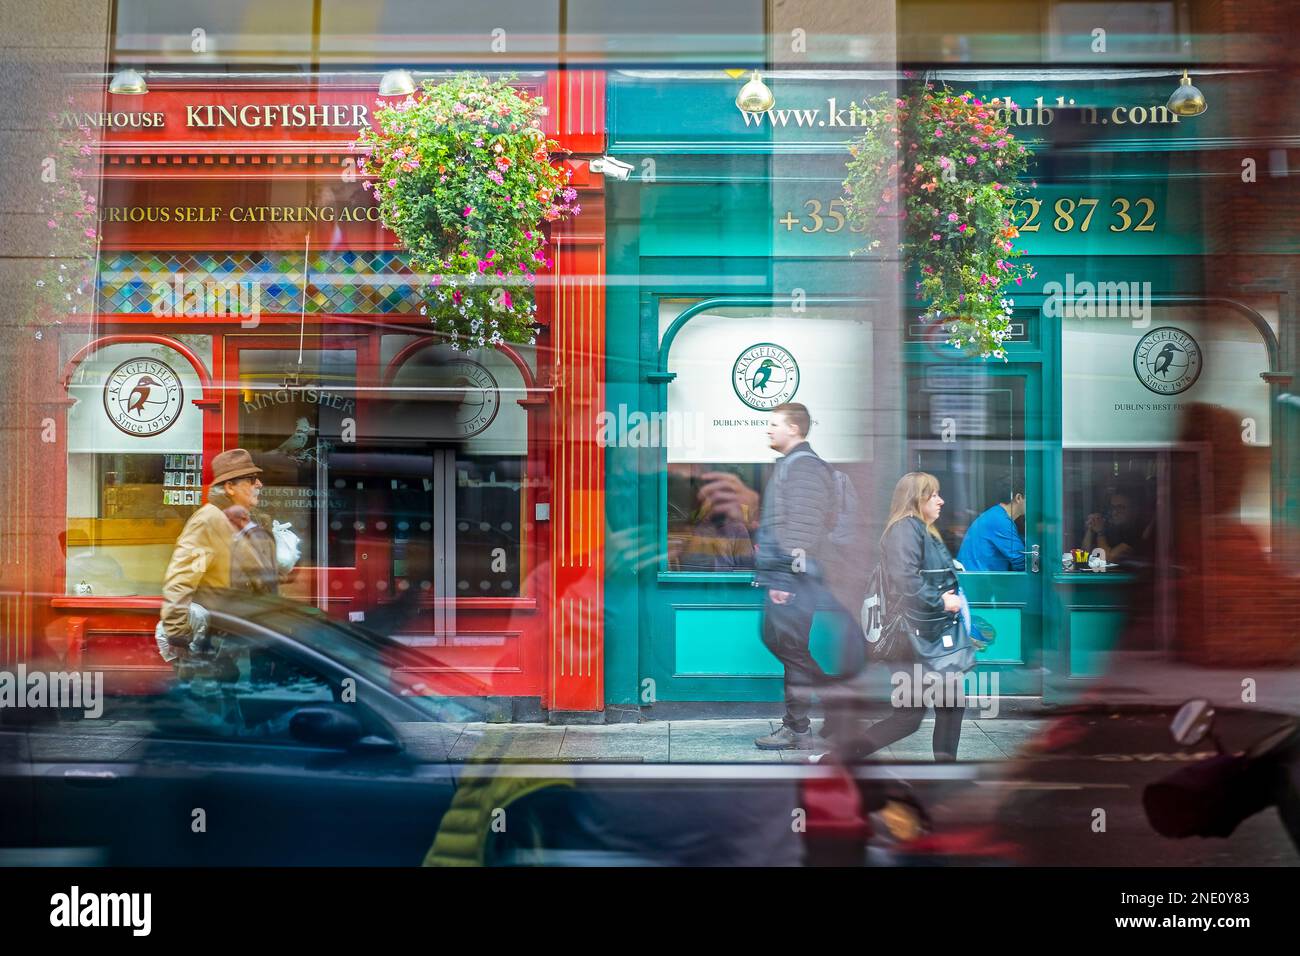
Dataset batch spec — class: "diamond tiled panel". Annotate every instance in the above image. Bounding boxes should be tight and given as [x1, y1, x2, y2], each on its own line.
[98, 251, 424, 314]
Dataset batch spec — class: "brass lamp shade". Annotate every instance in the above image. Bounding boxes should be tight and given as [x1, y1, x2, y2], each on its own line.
[1167, 70, 1207, 116]
[735, 71, 774, 113]
[378, 68, 416, 97]
[108, 68, 148, 95]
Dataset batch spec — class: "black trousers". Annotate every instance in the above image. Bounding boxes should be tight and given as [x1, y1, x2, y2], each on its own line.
[760, 583, 828, 733]
[848, 697, 966, 762]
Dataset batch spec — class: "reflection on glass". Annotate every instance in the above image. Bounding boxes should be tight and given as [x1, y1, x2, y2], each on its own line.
[666, 463, 765, 571]
[908, 372, 1024, 559]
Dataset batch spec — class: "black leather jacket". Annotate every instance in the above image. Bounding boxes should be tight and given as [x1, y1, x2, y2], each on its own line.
[881, 515, 959, 629]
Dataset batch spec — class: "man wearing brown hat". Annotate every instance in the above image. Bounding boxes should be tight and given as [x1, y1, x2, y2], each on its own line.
[157, 448, 263, 661]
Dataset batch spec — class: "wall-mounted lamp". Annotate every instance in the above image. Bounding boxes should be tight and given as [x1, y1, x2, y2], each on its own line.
[735, 71, 775, 113]
[1167, 69, 1207, 117]
[108, 68, 148, 95]
[378, 68, 416, 97]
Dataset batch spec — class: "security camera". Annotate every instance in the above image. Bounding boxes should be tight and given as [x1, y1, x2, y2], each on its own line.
[589, 155, 634, 181]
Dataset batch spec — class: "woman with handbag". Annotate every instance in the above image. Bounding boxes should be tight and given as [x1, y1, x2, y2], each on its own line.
[850, 472, 968, 762]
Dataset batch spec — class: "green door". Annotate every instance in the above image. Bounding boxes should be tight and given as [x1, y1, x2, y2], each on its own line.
[635, 296, 876, 704]
[903, 359, 1053, 696]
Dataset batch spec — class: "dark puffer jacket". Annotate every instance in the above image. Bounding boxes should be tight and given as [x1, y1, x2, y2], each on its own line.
[881, 515, 959, 636]
[754, 442, 835, 591]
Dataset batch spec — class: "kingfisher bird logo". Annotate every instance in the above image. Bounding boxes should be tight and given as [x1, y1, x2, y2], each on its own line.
[448, 360, 501, 437]
[1133, 327, 1202, 395]
[732, 343, 799, 410]
[103, 358, 183, 436]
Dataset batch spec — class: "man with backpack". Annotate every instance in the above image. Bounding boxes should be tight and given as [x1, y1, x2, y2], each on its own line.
[753, 402, 853, 750]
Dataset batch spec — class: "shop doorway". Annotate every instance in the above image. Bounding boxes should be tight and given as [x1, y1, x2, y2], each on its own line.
[220, 332, 545, 700]
[904, 361, 1051, 696]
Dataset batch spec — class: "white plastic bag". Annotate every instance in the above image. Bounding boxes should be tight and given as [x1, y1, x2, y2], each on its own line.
[155, 601, 210, 663]
[271, 520, 301, 576]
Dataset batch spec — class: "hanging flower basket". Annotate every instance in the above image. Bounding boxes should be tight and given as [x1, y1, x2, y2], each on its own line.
[355, 73, 580, 349]
[842, 85, 1037, 360]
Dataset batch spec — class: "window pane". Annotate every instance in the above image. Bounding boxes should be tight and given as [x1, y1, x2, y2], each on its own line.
[907, 370, 1025, 560]
[667, 462, 765, 572]
[235, 347, 358, 569]
[66, 341, 208, 596]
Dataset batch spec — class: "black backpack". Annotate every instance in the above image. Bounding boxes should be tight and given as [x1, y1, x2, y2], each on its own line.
[781, 450, 861, 550]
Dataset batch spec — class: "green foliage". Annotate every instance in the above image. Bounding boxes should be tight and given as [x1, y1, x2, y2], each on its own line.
[355, 74, 579, 349]
[843, 86, 1037, 359]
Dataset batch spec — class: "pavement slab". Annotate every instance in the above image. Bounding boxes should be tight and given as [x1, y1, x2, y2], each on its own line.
[449, 724, 566, 762]
[560, 724, 670, 762]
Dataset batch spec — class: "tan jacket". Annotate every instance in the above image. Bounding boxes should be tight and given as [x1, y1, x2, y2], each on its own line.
[159, 502, 233, 642]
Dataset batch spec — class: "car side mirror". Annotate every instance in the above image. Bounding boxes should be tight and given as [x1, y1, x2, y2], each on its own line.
[1170, 698, 1215, 747]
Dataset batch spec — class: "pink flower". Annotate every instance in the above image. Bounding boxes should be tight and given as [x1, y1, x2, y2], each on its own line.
[934, 129, 944, 138]
[947, 213, 959, 222]
[931, 233, 942, 241]
[47, 219, 57, 228]
[463, 206, 474, 216]
[452, 289, 464, 304]
[958, 224, 967, 233]
[83, 228, 95, 238]
[965, 156, 976, 165]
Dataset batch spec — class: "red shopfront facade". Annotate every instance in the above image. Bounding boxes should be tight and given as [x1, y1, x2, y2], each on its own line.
[22, 74, 610, 717]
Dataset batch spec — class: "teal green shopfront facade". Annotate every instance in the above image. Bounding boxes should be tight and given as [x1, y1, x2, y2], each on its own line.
[600, 68, 1298, 712]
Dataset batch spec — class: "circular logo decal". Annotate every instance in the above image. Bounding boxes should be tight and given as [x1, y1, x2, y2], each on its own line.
[103, 357, 184, 436]
[732, 343, 800, 411]
[1133, 327, 1202, 395]
[447, 360, 500, 437]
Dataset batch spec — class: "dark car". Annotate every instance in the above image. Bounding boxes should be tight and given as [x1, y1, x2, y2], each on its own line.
[1, 593, 895, 866]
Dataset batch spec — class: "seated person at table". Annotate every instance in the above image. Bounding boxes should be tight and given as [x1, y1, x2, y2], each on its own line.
[956, 479, 1027, 572]
[1081, 488, 1151, 563]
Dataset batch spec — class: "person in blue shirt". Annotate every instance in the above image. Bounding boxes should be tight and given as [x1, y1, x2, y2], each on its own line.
[956, 483, 1027, 572]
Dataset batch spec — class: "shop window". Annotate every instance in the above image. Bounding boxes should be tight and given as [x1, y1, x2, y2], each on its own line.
[320, 1, 561, 58]
[65, 340, 210, 597]
[660, 302, 872, 572]
[667, 463, 767, 572]
[906, 368, 1025, 562]
[381, 341, 533, 600]
[113, 0, 314, 59]
[1048, 2, 1182, 61]
[1061, 307, 1273, 551]
[235, 346, 359, 575]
